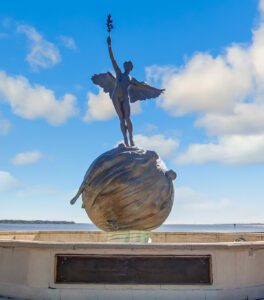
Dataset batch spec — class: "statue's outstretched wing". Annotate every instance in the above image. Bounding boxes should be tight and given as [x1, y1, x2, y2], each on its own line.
[128, 78, 165, 103]
[91, 72, 115, 98]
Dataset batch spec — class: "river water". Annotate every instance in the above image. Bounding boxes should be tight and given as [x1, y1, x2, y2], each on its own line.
[1, 223, 264, 232]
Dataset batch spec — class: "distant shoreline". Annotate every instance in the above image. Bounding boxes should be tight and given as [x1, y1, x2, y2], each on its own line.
[0, 220, 264, 226]
[0, 220, 75, 224]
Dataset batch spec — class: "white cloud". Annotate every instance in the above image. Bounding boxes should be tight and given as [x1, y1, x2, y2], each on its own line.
[84, 89, 115, 122]
[146, 65, 176, 83]
[176, 135, 264, 165]
[134, 134, 179, 159]
[0, 71, 77, 125]
[166, 186, 262, 224]
[153, 46, 252, 116]
[17, 24, 61, 70]
[150, 6, 263, 114]
[259, 0, 264, 16]
[147, 1, 264, 165]
[195, 103, 264, 136]
[12, 150, 43, 165]
[0, 115, 11, 135]
[84, 88, 141, 122]
[148, 22, 264, 118]
[59, 35, 77, 50]
[0, 171, 20, 192]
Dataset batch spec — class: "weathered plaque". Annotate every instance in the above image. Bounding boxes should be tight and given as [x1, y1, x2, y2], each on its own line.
[55, 255, 212, 285]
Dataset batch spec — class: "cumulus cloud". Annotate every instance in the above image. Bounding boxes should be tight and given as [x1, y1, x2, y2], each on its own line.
[12, 150, 43, 165]
[84, 88, 141, 122]
[195, 103, 264, 136]
[147, 1, 264, 164]
[149, 20, 264, 118]
[59, 35, 77, 50]
[259, 0, 264, 17]
[150, 46, 253, 116]
[0, 115, 11, 135]
[17, 24, 61, 70]
[134, 134, 179, 159]
[84, 89, 115, 121]
[176, 135, 264, 165]
[0, 71, 77, 125]
[0, 171, 20, 192]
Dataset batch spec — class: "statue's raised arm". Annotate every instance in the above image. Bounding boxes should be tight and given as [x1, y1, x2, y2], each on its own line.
[91, 15, 165, 148]
[107, 36, 121, 75]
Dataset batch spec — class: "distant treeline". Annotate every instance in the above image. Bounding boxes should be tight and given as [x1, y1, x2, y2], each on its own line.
[0, 220, 75, 224]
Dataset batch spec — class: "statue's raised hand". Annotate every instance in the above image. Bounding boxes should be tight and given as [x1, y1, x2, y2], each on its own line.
[107, 36, 111, 46]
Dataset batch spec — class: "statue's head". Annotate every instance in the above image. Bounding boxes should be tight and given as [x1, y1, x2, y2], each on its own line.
[123, 61, 133, 73]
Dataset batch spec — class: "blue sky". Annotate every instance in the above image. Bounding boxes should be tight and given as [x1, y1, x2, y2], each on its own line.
[1, 0, 264, 223]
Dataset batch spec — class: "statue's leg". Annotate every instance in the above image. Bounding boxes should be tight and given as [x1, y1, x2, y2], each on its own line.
[113, 98, 128, 146]
[121, 120, 129, 146]
[123, 100, 135, 146]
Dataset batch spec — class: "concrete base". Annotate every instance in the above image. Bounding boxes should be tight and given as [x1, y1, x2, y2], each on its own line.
[1, 231, 264, 300]
[1, 283, 264, 300]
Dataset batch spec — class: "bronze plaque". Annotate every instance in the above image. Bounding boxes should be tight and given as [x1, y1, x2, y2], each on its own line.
[55, 254, 212, 285]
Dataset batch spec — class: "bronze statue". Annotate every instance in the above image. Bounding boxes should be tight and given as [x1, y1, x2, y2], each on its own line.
[91, 15, 164, 147]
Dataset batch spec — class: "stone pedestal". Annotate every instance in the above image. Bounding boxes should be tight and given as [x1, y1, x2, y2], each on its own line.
[106, 231, 151, 243]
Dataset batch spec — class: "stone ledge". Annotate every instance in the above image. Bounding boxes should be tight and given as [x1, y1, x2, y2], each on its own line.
[1, 239, 264, 250]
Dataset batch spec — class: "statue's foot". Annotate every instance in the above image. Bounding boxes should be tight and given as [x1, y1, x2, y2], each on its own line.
[124, 137, 129, 147]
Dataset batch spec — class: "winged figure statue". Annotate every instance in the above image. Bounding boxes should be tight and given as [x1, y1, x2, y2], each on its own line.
[91, 36, 164, 147]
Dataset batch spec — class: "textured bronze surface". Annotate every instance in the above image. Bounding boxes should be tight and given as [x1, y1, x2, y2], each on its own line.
[55, 255, 212, 285]
[70, 144, 176, 231]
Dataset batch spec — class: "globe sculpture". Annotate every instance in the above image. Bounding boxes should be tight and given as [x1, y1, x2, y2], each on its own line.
[70, 144, 176, 231]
